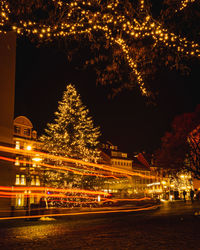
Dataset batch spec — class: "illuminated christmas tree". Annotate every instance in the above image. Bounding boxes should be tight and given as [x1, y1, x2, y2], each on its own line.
[41, 83, 101, 163]
[40, 84, 101, 191]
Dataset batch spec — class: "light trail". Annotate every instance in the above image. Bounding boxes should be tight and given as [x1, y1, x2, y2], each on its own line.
[0, 155, 119, 179]
[0, 204, 160, 220]
[0, 145, 157, 179]
[0, 186, 110, 196]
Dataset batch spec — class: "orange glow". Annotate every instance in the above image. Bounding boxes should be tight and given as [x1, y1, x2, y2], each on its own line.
[0, 186, 110, 196]
[0, 145, 156, 179]
[47, 199, 99, 204]
[0, 155, 119, 179]
[0, 204, 160, 220]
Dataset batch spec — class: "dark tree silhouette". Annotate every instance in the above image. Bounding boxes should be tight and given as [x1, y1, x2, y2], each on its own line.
[155, 105, 200, 176]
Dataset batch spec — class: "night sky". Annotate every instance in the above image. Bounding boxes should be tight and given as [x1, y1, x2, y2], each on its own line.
[14, 38, 200, 155]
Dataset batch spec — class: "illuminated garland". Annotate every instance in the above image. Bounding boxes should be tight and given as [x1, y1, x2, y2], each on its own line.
[0, 0, 199, 95]
[0, 0, 9, 28]
[177, 0, 196, 12]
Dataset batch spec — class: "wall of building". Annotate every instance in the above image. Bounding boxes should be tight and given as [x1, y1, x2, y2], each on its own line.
[0, 32, 16, 145]
[0, 32, 16, 211]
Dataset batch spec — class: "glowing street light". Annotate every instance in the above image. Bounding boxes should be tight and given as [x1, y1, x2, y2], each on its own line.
[32, 157, 42, 162]
[26, 145, 32, 151]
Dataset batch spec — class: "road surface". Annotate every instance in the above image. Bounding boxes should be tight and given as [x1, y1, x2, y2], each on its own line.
[0, 200, 200, 249]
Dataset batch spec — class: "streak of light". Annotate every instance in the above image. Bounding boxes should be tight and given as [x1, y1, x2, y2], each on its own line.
[0, 155, 119, 179]
[0, 145, 157, 179]
[0, 186, 110, 196]
[0, 204, 160, 220]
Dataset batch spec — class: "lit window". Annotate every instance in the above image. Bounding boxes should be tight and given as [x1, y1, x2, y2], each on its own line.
[31, 176, 36, 186]
[15, 157, 20, 166]
[16, 194, 24, 207]
[36, 176, 40, 186]
[122, 153, 127, 158]
[17, 198, 21, 206]
[15, 174, 20, 185]
[21, 175, 26, 185]
[15, 141, 20, 149]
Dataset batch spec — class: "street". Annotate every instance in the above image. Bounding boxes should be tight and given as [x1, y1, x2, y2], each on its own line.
[0, 201, 200, 249]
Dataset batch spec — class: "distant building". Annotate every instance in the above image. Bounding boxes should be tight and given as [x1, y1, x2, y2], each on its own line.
[0, 115, 43, 210]
[100, 141, 133, 171]
[13, 116, 39, 150]
[12, 116, 42, 208]
[99, 142, 161, 197]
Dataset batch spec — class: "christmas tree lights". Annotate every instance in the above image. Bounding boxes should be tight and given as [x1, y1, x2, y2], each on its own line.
[40, 83, 100, 162]
[40, 83, 101, 188]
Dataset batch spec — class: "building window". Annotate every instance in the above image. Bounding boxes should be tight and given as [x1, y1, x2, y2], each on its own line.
[30, 176, 40, 186]
[21, 175, 26, 185]
[16, 194, 24, 207]
[15, 174, 26, 185]
[24, 128, 31, 136]
[15, 141, 20, 149]
[36, 176, 40, 186]
[31, 176, 36, 186]
[122, 153, 127, 158]
[15, 157, 20, 166]
[14, 126, 21, 134]
[15, 175, 20, 185]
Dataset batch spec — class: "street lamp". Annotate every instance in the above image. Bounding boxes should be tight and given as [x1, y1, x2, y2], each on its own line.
[26, 145, 32, 151]
[32, 156, 48, 209]
[26, 145, 32, 216]
[32, 156, 42, 163]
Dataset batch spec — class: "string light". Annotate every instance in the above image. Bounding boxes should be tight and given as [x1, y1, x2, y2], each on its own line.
[177, 0, 196, 12]
[0, 0, 199, 95]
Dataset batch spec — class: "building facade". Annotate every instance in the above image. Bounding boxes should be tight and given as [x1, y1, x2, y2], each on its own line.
[12, 116, 42, 208]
